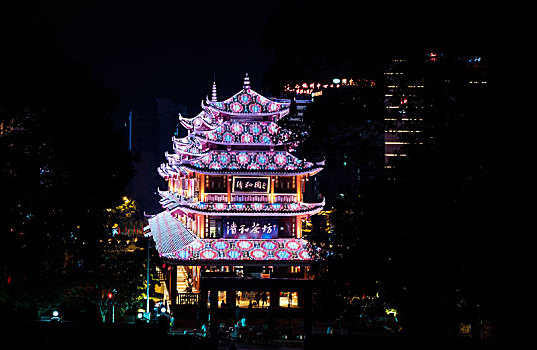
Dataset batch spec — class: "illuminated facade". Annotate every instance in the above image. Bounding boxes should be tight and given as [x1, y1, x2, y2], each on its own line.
[383, 58, 425, 168]
[145, 74, 324, 309]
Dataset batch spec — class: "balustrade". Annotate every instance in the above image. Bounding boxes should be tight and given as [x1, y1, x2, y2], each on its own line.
[205, 193, 228, 202]
[274, 194, 297, 203]
[205, 193, 298, 203]
[231, 194, 270, 203]
[176, 292, 200, 305]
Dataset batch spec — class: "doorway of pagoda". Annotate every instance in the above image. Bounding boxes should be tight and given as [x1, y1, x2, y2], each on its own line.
[199, 276, 314, 346]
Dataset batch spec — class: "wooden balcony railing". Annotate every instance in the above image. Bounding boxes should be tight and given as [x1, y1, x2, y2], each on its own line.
[176, 292, 200, 305]
[205, 193, 298, 203]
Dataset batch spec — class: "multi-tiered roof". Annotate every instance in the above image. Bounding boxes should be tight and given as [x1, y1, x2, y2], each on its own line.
[146, 75, 324, 264]
[158, 76, 324, 178]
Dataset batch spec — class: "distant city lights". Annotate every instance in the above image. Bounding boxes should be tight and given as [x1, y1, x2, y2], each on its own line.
[283, 77, 375, 96]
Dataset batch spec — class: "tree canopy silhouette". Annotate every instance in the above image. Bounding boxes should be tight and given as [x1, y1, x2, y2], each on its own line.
[0, 3, 135, 316]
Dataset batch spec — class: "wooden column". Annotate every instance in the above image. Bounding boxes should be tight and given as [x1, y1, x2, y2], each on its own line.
[297, 291, 305, 307]
[303, 289, 313, 344]
[270, 291, 280, 307]
[199, 289, 208, 311]
[226, 289, 236, 307]
[296, 175, 302, 202]
[227, 175, 231, 203]
[199, 214, 203, 236]
[209, 290, 219, 341]
[296, 215, 302, 238]
[170, 266, 177, 307]
[199, 173, 205, 201]
[270, 176, 275, 203]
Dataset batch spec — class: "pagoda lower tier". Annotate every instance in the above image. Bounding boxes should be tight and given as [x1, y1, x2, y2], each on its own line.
[145, 209, 313, 266]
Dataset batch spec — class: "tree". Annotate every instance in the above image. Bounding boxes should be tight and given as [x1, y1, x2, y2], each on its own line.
[0, 3, 135, 318]
[92, 236, 160, 322]
[105, 196, 146, 237]
[93, 197, 161, 321]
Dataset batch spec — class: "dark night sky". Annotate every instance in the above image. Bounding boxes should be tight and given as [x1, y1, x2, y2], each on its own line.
[22, 0, 526, 120]
[28, 0, 287, 117]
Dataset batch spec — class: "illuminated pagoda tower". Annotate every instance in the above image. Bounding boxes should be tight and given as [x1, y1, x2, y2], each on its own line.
[145, 74, 324, 337]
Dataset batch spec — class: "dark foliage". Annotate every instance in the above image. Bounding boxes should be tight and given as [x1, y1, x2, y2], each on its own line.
[262, 0, 519, 343]
[0, 3, 136, 316]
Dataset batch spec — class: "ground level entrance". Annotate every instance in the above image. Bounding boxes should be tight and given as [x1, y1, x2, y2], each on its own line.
[213, 290, 300, 308]
[199, 277, 314, 343]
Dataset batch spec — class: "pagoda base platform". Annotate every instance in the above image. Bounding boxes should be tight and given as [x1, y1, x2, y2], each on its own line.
[198, 277, 314, 343]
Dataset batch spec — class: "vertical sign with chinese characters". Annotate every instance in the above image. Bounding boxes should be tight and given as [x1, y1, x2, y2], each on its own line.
[232, 176, 270, 193]
[223, 218, 278, 239]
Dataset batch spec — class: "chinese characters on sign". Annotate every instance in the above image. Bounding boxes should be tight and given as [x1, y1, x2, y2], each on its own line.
[232, 176, 270, 193]
[224, 218, 278, 239]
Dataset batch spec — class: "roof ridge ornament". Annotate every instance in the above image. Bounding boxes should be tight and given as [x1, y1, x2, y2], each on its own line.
[211, 78, 217, 102]
[243, 72, 250, 89]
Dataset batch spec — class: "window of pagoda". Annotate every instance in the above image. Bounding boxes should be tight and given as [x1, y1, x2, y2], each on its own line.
[205, 175, 227, 193]
[274, 176, 296, 193]
[206, 216, 223, 239]
[277, 217, 296, 238]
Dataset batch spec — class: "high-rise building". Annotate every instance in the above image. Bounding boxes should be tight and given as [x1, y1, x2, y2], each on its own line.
[156, 98, 188, 154]
[126, 99, 188, 213]
[382, 57, 425, 175]
[382, 51, 490, 176]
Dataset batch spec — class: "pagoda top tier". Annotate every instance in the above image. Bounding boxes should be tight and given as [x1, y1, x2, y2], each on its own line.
[158, 74, 324, 179]
[179, 74, 292, 139]
[204, 87, 290, 118]
[198, 74, 291, 121]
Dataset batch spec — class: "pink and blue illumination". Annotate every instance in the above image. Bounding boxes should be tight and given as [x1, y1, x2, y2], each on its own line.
[205, 86, 290, 116]
[188, 151, 317, 173]
[160, 238, 312, 262]
[148, 76, 324, 265]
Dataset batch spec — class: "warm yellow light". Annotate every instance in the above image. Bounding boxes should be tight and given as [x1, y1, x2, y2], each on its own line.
[385, 308, 397, 316]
